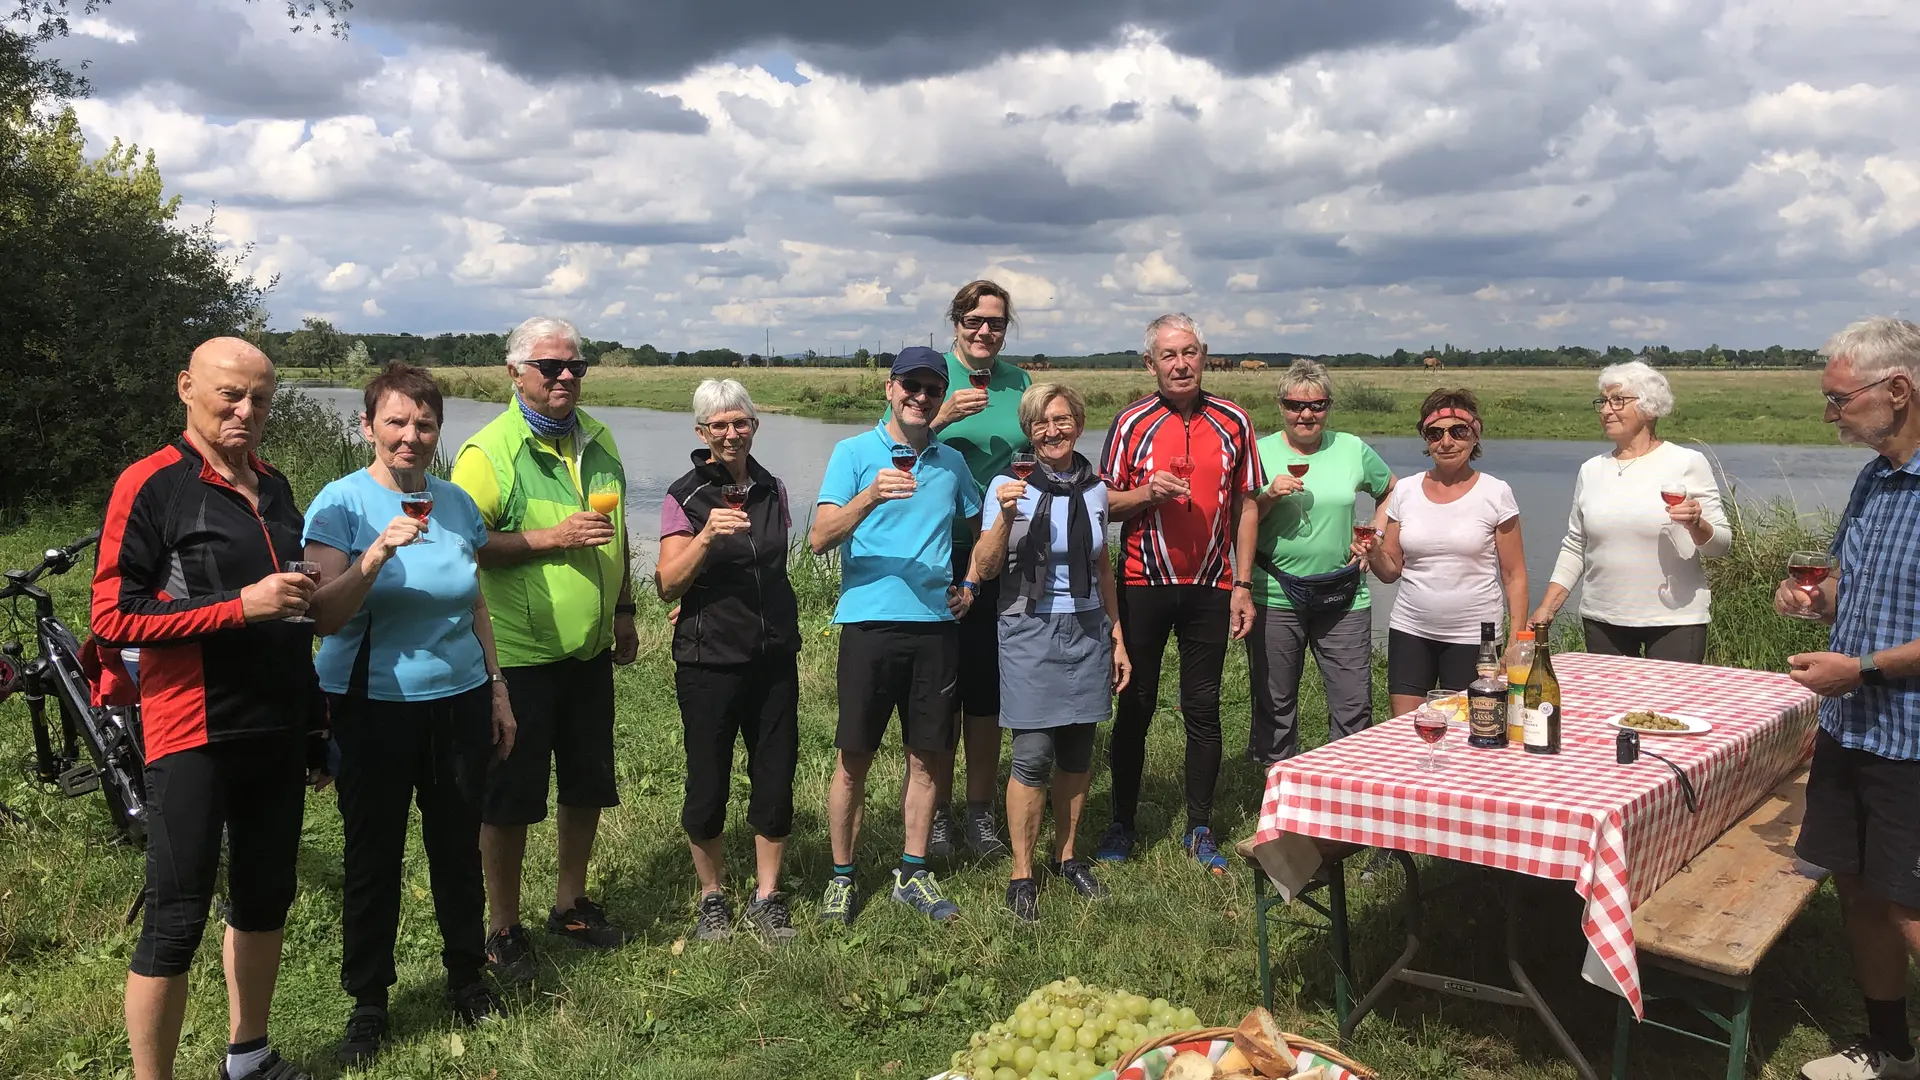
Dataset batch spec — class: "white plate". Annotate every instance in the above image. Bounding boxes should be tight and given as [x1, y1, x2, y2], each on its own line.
[1606, 710, 1712, 736]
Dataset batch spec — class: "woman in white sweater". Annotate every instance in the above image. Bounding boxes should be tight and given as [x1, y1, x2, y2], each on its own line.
[1528, 361, 1731, 662]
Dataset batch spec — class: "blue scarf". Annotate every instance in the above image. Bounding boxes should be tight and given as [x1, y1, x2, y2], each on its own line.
[517, 393, 577, 441]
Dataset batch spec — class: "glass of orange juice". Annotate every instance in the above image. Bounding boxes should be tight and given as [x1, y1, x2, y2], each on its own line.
[587, 478, 620, 516]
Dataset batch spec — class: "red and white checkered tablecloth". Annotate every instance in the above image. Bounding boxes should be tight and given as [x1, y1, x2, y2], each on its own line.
[1251, 652, 1819, 1019]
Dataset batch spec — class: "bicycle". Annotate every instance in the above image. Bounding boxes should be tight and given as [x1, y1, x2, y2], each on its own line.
[0, 531, 149, 846]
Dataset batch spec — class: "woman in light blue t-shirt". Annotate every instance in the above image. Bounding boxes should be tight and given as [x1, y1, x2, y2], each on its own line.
[302, 364, 517, 1062]
[971, 383, 1131, 923]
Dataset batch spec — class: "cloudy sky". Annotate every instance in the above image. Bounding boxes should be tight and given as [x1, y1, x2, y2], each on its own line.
[47, 0, 1920, 355]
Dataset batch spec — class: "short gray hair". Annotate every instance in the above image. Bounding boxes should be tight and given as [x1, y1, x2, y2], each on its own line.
[1142, 313, 1206, 359]
[1017, 382, 1085, 434]
[1821, 316, 1920, 384]
[1597, 360, 1674, 419]
[505, 316, 582, 372]
[692, 378, 756, 425]
[1277, 359, 1332, 401]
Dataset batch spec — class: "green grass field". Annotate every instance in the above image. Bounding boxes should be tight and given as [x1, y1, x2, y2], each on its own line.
[0, 471, 1871, 1080]
[366, 365, 1842, 447]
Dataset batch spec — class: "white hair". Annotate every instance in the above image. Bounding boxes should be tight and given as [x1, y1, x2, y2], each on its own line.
[692, 378, 757, 424]
[504, 316, 582, 372]
[1597, 360, 1674, 419]
[1142, 313, 1206, 358]
[1821, 316, 1920, 384]
[1276, 359, 1332, 401]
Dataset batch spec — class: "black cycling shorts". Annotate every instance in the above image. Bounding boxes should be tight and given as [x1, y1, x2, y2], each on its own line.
[1798, 729, 1920, 909]
[953, 548, 1001, 717]
[834, 622, 959, 756]
[1386, 628, 1480, 699]
[484, 652, 619, 826]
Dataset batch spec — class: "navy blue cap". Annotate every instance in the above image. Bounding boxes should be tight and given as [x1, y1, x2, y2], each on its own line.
[890, 346, 948, 381]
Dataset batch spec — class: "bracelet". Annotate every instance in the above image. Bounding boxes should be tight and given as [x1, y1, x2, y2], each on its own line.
[960, 580, 978, 594]
[614, 603, 637, 616]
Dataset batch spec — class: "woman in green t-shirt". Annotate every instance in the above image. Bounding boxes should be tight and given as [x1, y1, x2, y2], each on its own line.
[1246, 361, 1397, 763]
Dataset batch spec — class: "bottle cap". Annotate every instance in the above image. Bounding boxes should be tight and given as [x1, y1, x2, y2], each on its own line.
[1516, 629, 1534, 641]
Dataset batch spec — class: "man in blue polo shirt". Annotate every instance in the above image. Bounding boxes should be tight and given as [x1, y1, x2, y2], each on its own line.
[1777, 317, 1920, 1080]
[809, 347, 982, 925]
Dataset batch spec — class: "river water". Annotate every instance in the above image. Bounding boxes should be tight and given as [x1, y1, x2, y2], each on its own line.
[304, 388, 1868, 638]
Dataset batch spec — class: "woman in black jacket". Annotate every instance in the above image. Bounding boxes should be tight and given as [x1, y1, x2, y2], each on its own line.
[654, 378, 802, 944]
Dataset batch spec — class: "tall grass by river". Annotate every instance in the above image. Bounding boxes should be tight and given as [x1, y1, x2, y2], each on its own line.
[0, 395, 1851, 1080]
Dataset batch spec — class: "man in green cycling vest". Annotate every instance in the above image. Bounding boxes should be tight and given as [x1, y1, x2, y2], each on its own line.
[451, 316, 638, 984]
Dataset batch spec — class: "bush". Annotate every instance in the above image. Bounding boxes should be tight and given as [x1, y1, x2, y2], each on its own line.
[1341, 383, 1396, 412]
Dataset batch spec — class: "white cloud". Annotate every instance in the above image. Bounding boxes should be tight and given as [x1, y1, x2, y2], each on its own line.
[361, 297, 385, 317]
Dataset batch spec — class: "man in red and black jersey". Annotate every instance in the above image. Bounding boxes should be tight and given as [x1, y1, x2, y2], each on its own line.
[92, 338, 326, 1080]
[1093, 314, 1263, 874]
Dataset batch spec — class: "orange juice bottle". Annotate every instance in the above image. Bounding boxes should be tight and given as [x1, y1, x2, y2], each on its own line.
[1505, 629, 1534, 745]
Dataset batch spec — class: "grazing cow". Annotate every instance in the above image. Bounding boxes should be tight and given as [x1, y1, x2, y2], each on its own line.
[1423, 355, 1443, 371]
[1239, 359, 1267, 371]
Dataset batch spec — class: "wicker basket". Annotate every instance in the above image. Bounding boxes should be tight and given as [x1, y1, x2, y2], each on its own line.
[1113, 1027, 1377, 1080]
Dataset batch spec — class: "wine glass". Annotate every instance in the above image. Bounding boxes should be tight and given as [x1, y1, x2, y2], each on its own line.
[1352, 521, 1378, 552]
[968, 365, 992, 390]
[587, 478, 621, 518]
[400, 490, 434, 544]
[1006, 452, 1038, 519]
[1412, 694, 1450, 771]
[1784, 550, 1837, 621]
[1168, 455, 1195, 507]
[1288, 461, 1311, 524]
[888, 444, 917, 497]
[282, 560, 320, 624]
[721, 483, 750, 510]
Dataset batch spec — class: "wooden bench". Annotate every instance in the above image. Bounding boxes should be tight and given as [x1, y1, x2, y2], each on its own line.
[1611, 767, 1826, 1080]
[1235, 836, 1365, 1029]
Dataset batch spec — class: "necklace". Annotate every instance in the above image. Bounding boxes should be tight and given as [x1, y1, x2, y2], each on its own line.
[1613, 439, 1662, 475]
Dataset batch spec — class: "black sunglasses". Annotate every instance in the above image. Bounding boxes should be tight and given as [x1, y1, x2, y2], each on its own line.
[1282, 398, 1331, 414]
[1423, 423, 1475, 443]
[958, 315, 1009, 332]
[896, 377, 947, 399]
[527, 359, 587, 380]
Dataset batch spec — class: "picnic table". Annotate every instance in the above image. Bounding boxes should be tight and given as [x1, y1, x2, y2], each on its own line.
[1250, 653, 1819, 1080]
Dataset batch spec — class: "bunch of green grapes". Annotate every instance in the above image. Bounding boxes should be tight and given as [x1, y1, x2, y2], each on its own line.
[947, 978, 1205, 1080]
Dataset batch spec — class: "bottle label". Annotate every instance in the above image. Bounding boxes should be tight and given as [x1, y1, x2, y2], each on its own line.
[1523, 702, 1555, 747]
[1468, 692, 1504, 742]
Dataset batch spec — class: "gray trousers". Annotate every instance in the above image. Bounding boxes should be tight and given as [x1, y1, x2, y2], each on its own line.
[1247, 604, 1374, 765]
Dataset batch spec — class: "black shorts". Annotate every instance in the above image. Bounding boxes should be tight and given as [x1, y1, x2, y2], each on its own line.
[675, 655, 800, 841]
[132, 733, 307, 977]
[1797, 728, 1920, 908]
[954, 549, 1002, 717]
[835, 622, 960, 756]
[1386, 628, 1480, 698]
[484, 652, 620, 826]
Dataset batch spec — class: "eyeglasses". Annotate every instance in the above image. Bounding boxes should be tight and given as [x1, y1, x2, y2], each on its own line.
[1592, 395, 1639, 412]
[1031, 416, 1079, 434]
[1824, 375, 1897, 410]
[527, 359, 587, 380]
[701, 418, 756, 435]
[958, 315, 1009, 333]
[895, 377, 946, 400]
[1422, 424, 1476, 443]
[1282, 398, 1331, 414]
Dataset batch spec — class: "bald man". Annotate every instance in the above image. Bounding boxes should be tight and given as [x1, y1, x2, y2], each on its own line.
[92, 337, 328, 1080]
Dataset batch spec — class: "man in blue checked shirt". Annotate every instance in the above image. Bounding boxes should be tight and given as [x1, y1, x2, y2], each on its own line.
[1777, 316, 1920, 1080]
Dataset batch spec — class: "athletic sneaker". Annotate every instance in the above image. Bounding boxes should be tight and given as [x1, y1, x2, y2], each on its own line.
[485, 924, 538, 987]
[891, 868, 961, 922]
[219, 1050, 311, 1080]
[1183, 826, 1228, 875]
[1802, 1040, 1920, 1080]
[693, 891, 733, 942]
[547, 896, 632, 949]
[1094, 822, 1136, 863]
[1049, 858, 1109, 899]
[965, 807, 1009, 858]
[820, 875, 857, 925]
[742, 891, 798, 943]
[1006, 877, 1040, 922]
[928, 806, 955, 858]
[333, 1005, 388, 1067]
[447, 980, 501, 1026]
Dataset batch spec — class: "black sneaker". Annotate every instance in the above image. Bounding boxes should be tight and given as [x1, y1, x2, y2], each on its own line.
[333, 1006, 388, 1067]
[220, 1050, 311, 1080]
[694, 891, 733, 942]
[741, 891, 798, 944]
[928, 806, 955, 858]
[547, 896, 632, 949]
[1048, 858, 1109, 899]
[965, 807, 1010, 859]
[447, 980, 501, 1026]
[1006, 878, 1040, 922]
[485, 924, 538, 987]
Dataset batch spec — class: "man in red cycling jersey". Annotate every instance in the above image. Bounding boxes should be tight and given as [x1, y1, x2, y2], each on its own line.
[92, 338, 327, 1080]
[1092, 313, 1262, 874]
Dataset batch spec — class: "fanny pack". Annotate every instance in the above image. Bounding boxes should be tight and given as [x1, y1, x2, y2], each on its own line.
[1256, 553, 1361, 615]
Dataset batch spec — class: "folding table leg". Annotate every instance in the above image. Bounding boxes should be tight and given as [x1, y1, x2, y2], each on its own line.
[1340, 852, 1422, 1043]
[1724, 988, 1753, 1080]
[1251, 860, 1275, 1013]
[1611, 995, 1634, 1080]
[1503, 876, 1600, 1080]
[1328, 852, 1353, 1029]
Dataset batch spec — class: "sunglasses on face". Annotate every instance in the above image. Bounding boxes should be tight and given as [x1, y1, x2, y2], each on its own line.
[1282, 398, 1331, 414]
[527, 359, 587, 380]
[1423, 424, 1476, 443]
[958, 315, 1009, 333]
[896, 377, 947, 400]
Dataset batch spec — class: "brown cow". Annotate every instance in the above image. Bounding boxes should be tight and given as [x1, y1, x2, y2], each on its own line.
[1239, 359, 1267, 371]
[1423, 356, 1443, 371]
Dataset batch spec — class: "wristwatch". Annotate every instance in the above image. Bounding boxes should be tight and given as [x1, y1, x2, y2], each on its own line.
[488, 672, 507, 686]
[1860, 653, 1887, 687]
[1233, 579, 1254, 591]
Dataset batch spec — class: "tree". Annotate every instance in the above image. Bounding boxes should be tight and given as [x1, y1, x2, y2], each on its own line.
[283, 316, 345, 374]
[341, 338, 371, 373]
[9, 1, 354, 42]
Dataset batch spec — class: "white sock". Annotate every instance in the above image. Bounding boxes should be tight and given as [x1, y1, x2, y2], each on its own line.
[226, 1040, 271, 1078]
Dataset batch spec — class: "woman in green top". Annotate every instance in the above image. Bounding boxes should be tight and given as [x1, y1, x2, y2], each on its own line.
[1246, 361, 1397, 763]
[925, 279, 1032, 858]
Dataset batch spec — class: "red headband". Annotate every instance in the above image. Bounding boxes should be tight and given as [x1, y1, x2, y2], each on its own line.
[1422, 406, 1482, 435]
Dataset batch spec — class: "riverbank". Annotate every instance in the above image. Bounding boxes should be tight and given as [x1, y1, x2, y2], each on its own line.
[281, 365, 1837, 445]
[0, 412, 1844, 1079]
